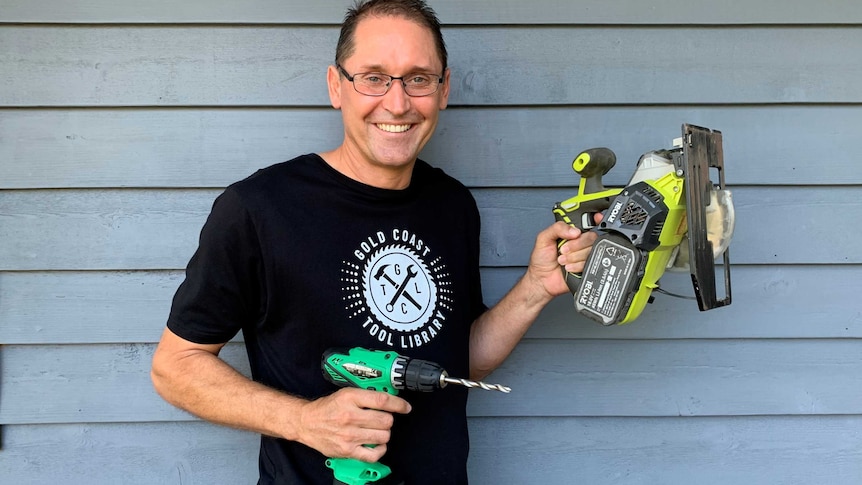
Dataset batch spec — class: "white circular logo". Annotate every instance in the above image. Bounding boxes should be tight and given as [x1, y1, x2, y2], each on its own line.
[361, 245, 437, 332]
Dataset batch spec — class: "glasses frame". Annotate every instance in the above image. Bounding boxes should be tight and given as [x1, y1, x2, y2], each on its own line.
[336, 64, 444, 97]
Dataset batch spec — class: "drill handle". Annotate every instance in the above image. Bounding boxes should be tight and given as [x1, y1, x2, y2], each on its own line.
[326, 457, 391, 485]
[321, 348, 400, 484]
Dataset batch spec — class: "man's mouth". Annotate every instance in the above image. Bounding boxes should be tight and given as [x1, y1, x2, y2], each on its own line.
[376, 123, 413, 133]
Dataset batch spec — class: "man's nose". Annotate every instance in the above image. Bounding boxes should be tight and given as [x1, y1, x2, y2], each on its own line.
[382, 79, 411, 115]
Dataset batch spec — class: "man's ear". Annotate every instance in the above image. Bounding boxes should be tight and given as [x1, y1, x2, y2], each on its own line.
[438, 68, 451, 110]
[327, 65, 342, 109]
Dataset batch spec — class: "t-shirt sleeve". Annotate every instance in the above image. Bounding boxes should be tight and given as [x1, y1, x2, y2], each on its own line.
[166, 187, 264, 344]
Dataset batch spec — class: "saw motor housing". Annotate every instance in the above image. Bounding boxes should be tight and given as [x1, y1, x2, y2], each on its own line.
[553, 124, 733, 325]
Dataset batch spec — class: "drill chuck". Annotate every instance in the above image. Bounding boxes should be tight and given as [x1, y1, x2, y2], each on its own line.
[401, 358, 448, 392]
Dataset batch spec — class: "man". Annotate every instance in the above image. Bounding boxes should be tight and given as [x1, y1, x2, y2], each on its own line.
[151, 1, 597, 483]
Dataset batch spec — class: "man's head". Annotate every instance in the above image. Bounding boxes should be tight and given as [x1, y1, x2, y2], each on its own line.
[325, 0, 451, 188]
[336, 0, 447, 73]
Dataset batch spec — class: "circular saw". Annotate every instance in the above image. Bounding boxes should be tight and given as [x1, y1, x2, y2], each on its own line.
[553, 124, 734, 325]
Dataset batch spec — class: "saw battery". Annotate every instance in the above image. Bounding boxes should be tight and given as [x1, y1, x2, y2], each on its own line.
[575, 233, 645, 326]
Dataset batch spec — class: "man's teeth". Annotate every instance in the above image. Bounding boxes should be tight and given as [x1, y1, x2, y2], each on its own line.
[377, 123, 412, 133]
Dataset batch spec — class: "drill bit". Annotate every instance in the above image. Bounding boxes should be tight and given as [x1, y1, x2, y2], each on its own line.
[443, 377, 511, 393]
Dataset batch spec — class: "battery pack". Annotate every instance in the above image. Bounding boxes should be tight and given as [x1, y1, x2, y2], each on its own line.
[575, 233, 644, 325]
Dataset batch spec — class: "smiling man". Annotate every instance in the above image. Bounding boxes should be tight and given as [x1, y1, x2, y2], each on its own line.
[151, 1, 597, 484]
[323, 14, 449, 189]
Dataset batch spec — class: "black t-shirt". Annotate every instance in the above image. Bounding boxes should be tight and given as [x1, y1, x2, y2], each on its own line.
[167, 154, 487, 484]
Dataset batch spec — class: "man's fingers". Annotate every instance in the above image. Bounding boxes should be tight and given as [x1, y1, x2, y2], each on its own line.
[558, 230, 598, 254]
[559, 249, 592, 273]
[545, 221, 583, 244]
[353, 388, 412, 415]
[557, 230, 598, 273]
[350, 443, 388, 463]
[296, 388, 411, 459]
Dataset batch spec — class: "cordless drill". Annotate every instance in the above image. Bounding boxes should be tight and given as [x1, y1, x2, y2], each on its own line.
[321, 347, 510, 485]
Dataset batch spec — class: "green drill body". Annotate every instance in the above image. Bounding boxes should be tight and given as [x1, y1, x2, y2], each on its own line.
[320, 347, 510, 485]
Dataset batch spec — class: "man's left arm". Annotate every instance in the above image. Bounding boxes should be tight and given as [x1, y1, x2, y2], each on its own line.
[469, 221, 597, 380]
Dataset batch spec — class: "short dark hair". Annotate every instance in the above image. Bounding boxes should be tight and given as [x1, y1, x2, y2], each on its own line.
[335, 0, 448, 72]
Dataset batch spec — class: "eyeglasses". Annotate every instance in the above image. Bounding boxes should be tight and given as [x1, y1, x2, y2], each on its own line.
[336, 64, 444, 97]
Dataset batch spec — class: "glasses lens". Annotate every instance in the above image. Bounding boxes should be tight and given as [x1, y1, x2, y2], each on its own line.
[352, 73, 389, 96]
[352, 73, 439, 97]
[403, 74, 438, 96]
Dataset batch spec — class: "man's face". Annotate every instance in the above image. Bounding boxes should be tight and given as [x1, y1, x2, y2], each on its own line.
[327, 15, 450, 173]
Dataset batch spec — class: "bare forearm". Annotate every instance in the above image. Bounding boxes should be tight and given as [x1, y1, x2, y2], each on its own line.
[151, 328, 413, 462]
[151, 342, 305, 442]
[469, 270, 553, 380]
[468, 222, 598, 381]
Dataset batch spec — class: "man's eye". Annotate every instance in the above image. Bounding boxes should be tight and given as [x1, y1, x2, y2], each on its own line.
[361, 75, 387, 84]
[407, 75, 432, 85]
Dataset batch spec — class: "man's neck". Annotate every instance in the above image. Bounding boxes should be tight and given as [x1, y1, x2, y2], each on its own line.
[319, 147, 414, 190]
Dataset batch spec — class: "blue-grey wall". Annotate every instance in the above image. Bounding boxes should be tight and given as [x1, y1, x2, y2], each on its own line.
[2, 1, 861, 483]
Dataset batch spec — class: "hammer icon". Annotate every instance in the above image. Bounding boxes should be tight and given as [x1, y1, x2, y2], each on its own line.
[373, 264, 422, 312]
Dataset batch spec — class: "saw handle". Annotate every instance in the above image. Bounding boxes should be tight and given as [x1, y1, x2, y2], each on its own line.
[572, 148, 616, 197]
[553, 148, 620, 294]
[552, 148, 618, 232]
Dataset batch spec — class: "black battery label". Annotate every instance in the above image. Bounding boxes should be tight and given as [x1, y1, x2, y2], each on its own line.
[575, 237, 638, 325]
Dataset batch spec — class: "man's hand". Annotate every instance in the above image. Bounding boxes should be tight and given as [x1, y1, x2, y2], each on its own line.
[296, 388, 412, 463]
[526, 220, 600, 299]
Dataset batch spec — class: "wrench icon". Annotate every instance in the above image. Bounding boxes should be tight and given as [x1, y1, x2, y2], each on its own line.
[373, 264, 422, 312]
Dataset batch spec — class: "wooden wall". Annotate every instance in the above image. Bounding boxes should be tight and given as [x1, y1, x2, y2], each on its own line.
[2, 1, 861, 483]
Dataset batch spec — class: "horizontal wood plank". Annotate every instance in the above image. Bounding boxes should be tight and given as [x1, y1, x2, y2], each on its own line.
[2, 339, 861, 424]
[467, 415, 862, 485]
[477, 186, 862, 267]
[1, 416, 860, 484]
[0, 422, 259, 484]
[2, 0, 861, 24]
[1, 187, 858, 270]
[0, 343, 250, 424]
[3, 106, 862, 189]
[2, 265, 861, 344]
[470, 339, 862, 417]
[3, 26, 861, 106]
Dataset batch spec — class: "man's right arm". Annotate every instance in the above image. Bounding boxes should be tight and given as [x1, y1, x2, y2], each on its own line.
[150, 327, 411, 462]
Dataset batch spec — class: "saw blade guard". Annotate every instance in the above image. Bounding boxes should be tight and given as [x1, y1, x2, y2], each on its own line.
[681, 124, 732, 311]
[669, 187, 735, 271]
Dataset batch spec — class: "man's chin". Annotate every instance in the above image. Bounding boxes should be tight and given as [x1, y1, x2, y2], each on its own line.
[371, 149, 421, 168]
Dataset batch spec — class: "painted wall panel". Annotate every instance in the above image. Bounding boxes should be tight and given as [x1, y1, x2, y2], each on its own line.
[1, 0, 858, 482]
[0, 343, 248, 424]
[2, 416, 859, 484]
[3, 106, 861, 189]
[475, 187, 862, 267]
[3, 26, 861, 106]
[4, 266, 860, 345]
[0, 422, 259, 484]
[3, 339, 861, 424]
[467, 416, 862, 485]
[1, 187, 857, 270]
[2, 0, 861, 24]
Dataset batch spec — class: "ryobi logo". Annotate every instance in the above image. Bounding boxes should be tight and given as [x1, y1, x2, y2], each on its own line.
[606, 200, 624, 224]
